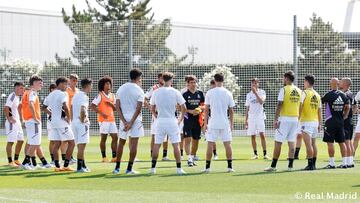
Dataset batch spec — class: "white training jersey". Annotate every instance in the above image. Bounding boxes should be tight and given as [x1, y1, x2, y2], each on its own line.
[116, 82, 145, 121]
[43, 89, 69, 128]
[245, 89, 266, 119]
[205, 87, 235, 129]
[72, 91, 89, 124]
[150, 87, 185, 120]
[5, 92, 20, 121]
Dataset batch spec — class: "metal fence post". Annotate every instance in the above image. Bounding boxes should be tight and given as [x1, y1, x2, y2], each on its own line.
[128, 19, 133, 70]
[293, 15, 298, 85]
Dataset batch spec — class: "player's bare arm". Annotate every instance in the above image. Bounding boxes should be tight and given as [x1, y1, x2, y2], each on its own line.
[245, 106, 249, 129]
[80, 105, 87, 123]
[318, 107, 322, 132]
[4, 106, 16, 124]
[203, 104, 210, 131]
[62, 102, 71, 123]
[115, 99, 127, 125]
[178, 104, 186, 125]
[90, 103, 108, 119]
[29, 101, 40, 123]
[41, 104, 52, 116]
[273, 101, 283, 129]
[126, 101, 143, 131]
[229, 107, 234, 131]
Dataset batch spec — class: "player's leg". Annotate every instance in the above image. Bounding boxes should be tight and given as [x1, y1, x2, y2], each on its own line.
[77, 143, 86, 171]
[191, 138, 200, 162]
[184, 136, 191, 162]
[302, 131, 314, 170]
[63, 140, 75, 170]
[162, 136, 169, 161]
[53, 140, 62, 171]
[6, 142, 15, 166]
[35, 145, 50, 168]
[150, 143, 161, 174]
[60, 142, 67, 162]
[354, 133, 360, 158]
[126, 137, 139, 174]
[265, 141, 282, 171]
[180, 134, 184, 159]
[213, 142, 218, 160]
[110, 133, 118, 162]
[312, 138, 318, 169]
[100, 134, 108, 162]
[294, 133, 302, 160]
[338, 142, 348, 168]
[345, 139, 354, 167]
[248, 120, 258, 159]
[287, 141, 295, 170]
[172, 142, 185, 174]
[250, 135, 258, 159]
[49, 141, 55, 164]
[259, 132, 268, 159]
[325, 142, 336, 168]
[223, 141, 233, 172]
[150, 134, 155, 157]
[205, 141, 215, 172]
[192, 125, 202, 161]
[113, 138, 126, 173]
[14, 140, 23, 165]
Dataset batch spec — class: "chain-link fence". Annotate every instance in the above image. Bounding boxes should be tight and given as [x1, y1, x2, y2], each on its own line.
[1, 9, 360, 136]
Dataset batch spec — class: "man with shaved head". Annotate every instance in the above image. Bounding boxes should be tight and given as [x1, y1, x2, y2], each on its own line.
[339, 78, 355, 168]
[322, 78, 350, 169]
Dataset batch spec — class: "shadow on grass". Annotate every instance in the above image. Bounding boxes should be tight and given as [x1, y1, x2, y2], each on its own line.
[68, 173, 108, 179]
[24, 171, 73, 178]
[233, 169, 303, 177]
[352, 185, 360, 187]
[105, 173, 152, 179]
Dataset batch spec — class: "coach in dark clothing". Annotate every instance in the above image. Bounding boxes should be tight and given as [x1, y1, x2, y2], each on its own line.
[322, 78, 350, 169]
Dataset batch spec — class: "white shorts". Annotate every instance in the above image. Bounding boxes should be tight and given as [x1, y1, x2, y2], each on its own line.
[155, 119, 180, 144]
[99, 122, 118, 134]
[151, 117, 157, 135]
[52, 126, 75, 141]
[275, 118, 298, 143]
[5, 120, 24, 142]
[355, 119, 360, 133]
[118, 120, 144, 140]
[247, 117, 265, 135]
[72, 122, 90, 144]
[299, 122, 318, 138]
[25, 121, 42, 145]
[206, 127, 232, 142]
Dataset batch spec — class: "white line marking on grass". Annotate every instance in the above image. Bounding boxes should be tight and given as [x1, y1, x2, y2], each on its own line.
[0, 196, 47, 203]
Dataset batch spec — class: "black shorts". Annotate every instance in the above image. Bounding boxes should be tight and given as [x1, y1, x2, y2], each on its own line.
[344, 123, 354, 140]
[323, 125, 345, 143]
[183, 123, 201, 140]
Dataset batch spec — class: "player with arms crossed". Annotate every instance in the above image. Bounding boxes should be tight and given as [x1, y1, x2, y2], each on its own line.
[113, 69, 144, 174]
[322, 78, 350, 169]
[72, 78, 93, 173]
[182, 75, 205, 167]
[245, 78, 269, 160]
[21, 75, 51, 170]
[150, 72, 187, 175]
[203, 73, 235, 173]
[265, 70, 301, 172]
[91, 76, 118, 163]
[4, 82, 25, 167]
[43, 77, 75, 172]
[298, 75, 322, 170]
[339, 78, 355, 167]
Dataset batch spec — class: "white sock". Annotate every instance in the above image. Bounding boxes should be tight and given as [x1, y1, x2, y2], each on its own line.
[188, 155, 193, 161]
[342, 157, 347, 166]
[329, 157, 335, 166]
[350, 156, 354, 165]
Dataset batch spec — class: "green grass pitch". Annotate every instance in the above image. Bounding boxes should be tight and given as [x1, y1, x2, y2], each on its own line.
[0, 136, 359, 203]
